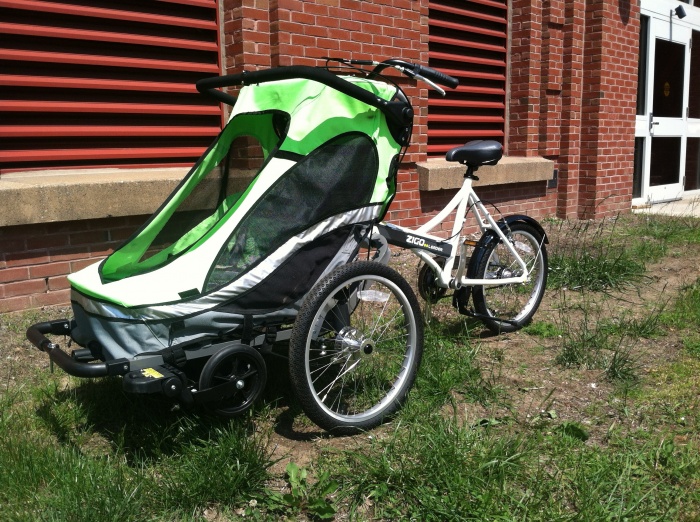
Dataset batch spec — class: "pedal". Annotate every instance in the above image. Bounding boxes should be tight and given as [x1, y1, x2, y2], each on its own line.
[123, 366, 184, 398]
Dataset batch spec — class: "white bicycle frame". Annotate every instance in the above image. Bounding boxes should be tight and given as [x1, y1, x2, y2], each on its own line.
[388, 175, 531, 290]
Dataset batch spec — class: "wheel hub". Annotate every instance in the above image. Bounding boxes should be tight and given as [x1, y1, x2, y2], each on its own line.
[335, 326, 373, 360]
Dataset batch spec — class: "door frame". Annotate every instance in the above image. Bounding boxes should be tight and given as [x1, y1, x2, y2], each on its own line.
[635, 1, 693, 205]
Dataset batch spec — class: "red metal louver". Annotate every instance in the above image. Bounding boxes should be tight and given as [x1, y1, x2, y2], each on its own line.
[428, 0, 507, 157]
[0, 0, 221, 172]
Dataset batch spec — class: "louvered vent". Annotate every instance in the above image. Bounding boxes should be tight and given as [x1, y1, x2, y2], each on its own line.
[428, 0, 507, 156]
[0, 0, 221, 173]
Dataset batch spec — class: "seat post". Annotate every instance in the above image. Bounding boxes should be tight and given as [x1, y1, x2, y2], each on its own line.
[465, 164, 479, 180]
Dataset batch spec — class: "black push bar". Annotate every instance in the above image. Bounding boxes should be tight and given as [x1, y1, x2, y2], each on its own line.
[197, 65, 400, 111]
[196, 65, 415, 146]
[26, 320, 129, 378]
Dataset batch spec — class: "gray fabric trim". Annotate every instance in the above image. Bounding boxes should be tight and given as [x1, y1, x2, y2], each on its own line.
[70, 228, 380, 360]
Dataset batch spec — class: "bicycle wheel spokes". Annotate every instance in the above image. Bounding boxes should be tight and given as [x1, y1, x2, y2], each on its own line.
[473, 224, 548, 333]
[484, 237, 536, 313]
[313, 281, 407, 414]
[289, 262, 423, 433]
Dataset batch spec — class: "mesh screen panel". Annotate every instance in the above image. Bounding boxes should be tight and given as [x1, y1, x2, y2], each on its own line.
[206, 132, 378, 291]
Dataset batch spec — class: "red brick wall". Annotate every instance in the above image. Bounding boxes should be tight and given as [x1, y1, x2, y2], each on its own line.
[225, 0, 428, 164]
[578, 0, 638, 218]
[510, 0, 543, 158]
[0, 217, 144, 313]
[510, 0, 639, 219]
[0, 0, 642, 313]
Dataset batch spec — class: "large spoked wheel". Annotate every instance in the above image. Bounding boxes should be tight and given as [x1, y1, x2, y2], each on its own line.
[198, 343, 267, 417]
[472, 223, 548, 334]
[289, 261, 423, 435]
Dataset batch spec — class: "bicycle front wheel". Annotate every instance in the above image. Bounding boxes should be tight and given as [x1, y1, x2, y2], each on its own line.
[289, 261, 423, 434]
[472, 222, 548, 334]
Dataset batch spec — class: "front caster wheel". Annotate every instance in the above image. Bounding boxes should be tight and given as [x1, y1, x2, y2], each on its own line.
[289, 261, 423, 435]
[198, 343, 267, 417]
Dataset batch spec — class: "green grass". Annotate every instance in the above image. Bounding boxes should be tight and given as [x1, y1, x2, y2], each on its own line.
[547, 217, 646, 291]
[319, 414, 700, 521]
[523, 320, 563, 338]
[0, 373, 273, 521]
[547, 213, 700, 292]
[663, 279, 700, 330]
[550, 292, 647, 382]
[4, 212, 700, 519]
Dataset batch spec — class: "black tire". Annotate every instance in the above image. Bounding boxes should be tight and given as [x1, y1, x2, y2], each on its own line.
[198, 343, 267, 417]
[472, 223, 548, 334]
[289, 261, 423, 434]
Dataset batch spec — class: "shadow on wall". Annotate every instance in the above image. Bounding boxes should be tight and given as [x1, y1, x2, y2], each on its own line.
[619, 0, 631, 25]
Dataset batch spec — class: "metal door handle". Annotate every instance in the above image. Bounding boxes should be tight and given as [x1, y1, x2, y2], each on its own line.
[650, 112, 659, 132]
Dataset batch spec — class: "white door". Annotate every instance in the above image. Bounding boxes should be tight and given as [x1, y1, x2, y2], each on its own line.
[634, 12, 691, 204]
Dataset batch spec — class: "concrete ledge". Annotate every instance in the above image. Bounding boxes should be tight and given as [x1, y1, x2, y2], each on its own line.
[0, 167, 258, 227]
[0, 158, 556, 227]
[0, 168, 187, 227]
[416, 156, 555, 191]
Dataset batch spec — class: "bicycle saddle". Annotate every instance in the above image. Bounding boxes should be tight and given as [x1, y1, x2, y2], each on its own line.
[446, 140, 503, 167]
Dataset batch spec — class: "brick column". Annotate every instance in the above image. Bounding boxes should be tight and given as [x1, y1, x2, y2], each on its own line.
[579, 0, 639, 218]
[221, 0, 428, 229]
[555, 0, 585, 218]
[222, 0, 271, 72]
[509, 0, 543, 157]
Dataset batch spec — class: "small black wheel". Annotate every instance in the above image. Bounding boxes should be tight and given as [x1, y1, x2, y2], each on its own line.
[472, 223, 548, 334]
[198, 343, 267, 417]
[289, 261, 423, 435]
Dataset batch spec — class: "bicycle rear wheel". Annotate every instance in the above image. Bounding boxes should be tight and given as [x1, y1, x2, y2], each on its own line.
[472, 223, 548, 334]
[289, 261, 423, 434]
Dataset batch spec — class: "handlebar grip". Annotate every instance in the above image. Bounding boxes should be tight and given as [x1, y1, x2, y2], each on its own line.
[413, 64, 459, 89]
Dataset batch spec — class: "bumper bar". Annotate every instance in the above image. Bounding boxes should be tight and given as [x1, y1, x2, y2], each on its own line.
[26, 320, 129, 378]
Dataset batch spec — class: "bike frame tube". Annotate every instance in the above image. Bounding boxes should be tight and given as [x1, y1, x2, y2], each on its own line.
[394, 177, 529, 288]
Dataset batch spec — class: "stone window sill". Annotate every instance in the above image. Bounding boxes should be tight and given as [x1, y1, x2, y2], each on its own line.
[416, 156, 554, 191]
[0, 168, 188, 227]
[0, 167, 255, 227]
[0, 157, 555, 227]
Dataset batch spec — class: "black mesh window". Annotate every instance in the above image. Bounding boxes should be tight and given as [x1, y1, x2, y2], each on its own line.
[138, 153, 250, 263]
[138, 113, 288, 264]
[206, 132, 379, 291]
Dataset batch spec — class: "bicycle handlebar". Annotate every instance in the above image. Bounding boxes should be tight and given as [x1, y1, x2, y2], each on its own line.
[369, 59, 459, 89]
[412, 64, 459, 89]
[197, 59, 458, 106]
[195, 59, 457, 145]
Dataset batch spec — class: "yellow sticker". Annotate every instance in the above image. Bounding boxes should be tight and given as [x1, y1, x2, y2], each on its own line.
[142, 368, 164, 379]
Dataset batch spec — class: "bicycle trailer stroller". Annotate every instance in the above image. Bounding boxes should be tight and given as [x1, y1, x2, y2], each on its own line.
[27, 60, 458, 433]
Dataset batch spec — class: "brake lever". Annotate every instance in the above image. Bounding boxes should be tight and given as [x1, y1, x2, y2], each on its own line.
[395, 67, 446, 96]
[413, 73, 446, 97]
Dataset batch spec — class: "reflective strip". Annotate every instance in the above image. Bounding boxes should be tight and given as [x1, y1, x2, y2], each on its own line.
[72, 205, 381, 320]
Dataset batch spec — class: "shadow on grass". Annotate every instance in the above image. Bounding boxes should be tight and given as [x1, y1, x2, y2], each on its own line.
[32, 349, 317, 464]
